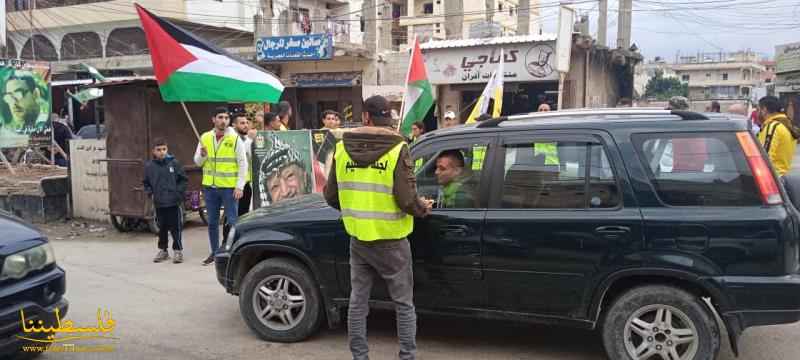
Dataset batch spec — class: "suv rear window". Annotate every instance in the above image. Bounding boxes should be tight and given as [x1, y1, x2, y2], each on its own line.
[633, 132, 761, 206]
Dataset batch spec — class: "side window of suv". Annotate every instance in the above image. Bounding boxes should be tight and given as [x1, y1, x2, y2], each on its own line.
[633, 133, 762, 206]
[500, 140, 620, 209]
[414, 143, 486, 209]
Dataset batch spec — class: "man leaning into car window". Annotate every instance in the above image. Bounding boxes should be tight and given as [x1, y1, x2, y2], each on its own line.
[324, 95, 433, 360]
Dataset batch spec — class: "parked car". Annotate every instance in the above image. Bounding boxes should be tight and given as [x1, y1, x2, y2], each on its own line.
[215, 108, 800, 360]
[0, 211, 68, 359]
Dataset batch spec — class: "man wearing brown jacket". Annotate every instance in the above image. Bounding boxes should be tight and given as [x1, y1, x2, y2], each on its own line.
[324, 95, 432, 360]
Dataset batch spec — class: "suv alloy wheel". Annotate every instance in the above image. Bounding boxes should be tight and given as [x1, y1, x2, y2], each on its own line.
[602, 285, 720, 360]
[238, 258, 322, 342]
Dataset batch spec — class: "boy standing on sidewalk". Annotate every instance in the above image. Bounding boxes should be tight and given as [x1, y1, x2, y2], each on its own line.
[144, 138, 188, 263]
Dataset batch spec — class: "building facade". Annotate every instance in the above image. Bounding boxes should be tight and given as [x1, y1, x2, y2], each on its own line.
[5, 0, 257, 77]
[399, 0, 540, 42]
[672, 51, 765, 103]
[775, 42, 800, 123]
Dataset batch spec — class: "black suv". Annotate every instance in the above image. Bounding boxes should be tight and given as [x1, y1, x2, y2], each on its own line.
[216, 109, 800, 360]
[0, 211, 68, 359]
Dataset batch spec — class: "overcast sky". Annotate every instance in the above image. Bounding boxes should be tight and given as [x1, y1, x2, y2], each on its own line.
[537, 0, 800, 61]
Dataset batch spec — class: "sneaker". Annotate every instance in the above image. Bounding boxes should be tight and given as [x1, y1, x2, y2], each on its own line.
[173, 251, 184, 264]
[153, 250, 169, 263]
[201, 254, 214, 266]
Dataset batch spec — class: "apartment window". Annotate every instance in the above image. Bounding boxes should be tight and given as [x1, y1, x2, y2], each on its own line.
[705, 73, 711, 79]
[498, 2, 503, 11]
[423, 3, 433, 14]
[682, 74, 690, 82]
[722, 73, 728, 81]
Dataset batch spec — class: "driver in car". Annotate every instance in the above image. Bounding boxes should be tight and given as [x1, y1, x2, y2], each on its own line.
[435, 150, 476, 208]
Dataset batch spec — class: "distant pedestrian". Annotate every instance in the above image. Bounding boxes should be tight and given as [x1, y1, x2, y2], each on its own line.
[442, 111, 459, 128]
[253, 111, 265, 131]
[324, 95, 433, 360]
[321, 110, 341, 130]
[410, 121, 425, 142]
[277, 101, 292, 131]
[666, 96, 689, 110]
[757, 96, 799, 176]
[52, 113, 74, 167]
[264, 112, 282, 131]
[144, 138, 188, 264]
[727, 103, 758, 134]
[224, 113, 254, 240]
[194, 107, 248, 266]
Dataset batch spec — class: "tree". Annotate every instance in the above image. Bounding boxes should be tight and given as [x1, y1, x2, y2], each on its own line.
[645, 70, 688, 101]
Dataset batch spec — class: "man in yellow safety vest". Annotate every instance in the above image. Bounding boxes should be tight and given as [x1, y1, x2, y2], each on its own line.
[194, 107, 248, 266]
[324, 95, 432, 360]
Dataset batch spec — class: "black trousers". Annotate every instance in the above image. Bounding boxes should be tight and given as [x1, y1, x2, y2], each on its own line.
[223, 182, 251, 240]
[156, 206, 183, 251]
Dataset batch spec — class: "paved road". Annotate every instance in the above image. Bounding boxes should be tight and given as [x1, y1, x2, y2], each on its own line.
[35, 219, 799, 360]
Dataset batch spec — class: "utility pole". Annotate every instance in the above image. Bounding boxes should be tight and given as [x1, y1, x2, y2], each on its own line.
[29, 0, 36, 60]
[597, 0, 607, 47]
[517, 0, 530, 35]
[616, 0, 631, 49]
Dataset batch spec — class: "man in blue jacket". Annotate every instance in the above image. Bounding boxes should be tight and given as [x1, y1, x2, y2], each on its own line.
[144, 138, 188, 263]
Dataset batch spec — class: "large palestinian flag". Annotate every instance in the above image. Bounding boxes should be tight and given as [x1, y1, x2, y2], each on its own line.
[135, 4, 284, 103]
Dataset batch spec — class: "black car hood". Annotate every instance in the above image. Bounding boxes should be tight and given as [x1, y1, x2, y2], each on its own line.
[236, 194, 340, 230]
[0, 210, 46, 255]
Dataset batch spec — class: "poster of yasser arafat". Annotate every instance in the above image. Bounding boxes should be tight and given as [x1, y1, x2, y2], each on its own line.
[253, 130, 315, 208]
[0, 60, 52, 149]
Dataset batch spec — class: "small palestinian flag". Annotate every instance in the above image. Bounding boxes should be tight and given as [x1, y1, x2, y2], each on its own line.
[399, 36, 434, 137]
[135, 4, 284, 103]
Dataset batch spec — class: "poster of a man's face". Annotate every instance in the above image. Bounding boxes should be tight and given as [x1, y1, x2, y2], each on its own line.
[0, 62, 51, 148]
[254, 131, 314, 207]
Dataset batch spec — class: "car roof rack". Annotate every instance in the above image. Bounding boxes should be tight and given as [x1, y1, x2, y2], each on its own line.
[475, 108, 710, 128]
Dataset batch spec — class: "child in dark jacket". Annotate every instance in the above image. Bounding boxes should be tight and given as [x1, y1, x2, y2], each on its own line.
[143, 138, 188, 263]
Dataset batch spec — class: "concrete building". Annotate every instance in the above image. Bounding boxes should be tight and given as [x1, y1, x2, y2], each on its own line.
[672, 51, 765, 103]
[5, 0, 257, 78]
[775, 42, 800, 122]
[399, 0, 541, 42]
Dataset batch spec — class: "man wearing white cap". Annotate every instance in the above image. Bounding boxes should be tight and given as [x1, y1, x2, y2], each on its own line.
[442, 110, 459, 128]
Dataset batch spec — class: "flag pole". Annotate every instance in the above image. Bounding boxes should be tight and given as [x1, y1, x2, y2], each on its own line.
[181, 102, 201, 140]
[398, 34, 417, 132]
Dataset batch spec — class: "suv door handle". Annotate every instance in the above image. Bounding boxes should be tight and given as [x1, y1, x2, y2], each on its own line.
[595, 226, 631, 242]
[441, 225, 469, 237]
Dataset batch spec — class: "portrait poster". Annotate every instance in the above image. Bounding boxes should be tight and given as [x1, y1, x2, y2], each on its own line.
[0, 60, 52, 149]
[252, 130, 315, 208]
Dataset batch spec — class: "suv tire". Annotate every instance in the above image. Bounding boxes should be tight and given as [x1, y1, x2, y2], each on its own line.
[602, 285, 720, 360]
[239, 258, 322, 342]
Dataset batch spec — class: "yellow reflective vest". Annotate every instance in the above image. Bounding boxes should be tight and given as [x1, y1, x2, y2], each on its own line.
[471, 146, 487, 171]
[534, 142, 559, 165]
[201, 131, 239, 188]
[334, 141, 413, 241]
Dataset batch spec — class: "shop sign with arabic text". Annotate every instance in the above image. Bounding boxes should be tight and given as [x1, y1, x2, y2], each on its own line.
[256, 34, 334, 62]
[776, 42, 800, 74]
[422, 41, 559, 85]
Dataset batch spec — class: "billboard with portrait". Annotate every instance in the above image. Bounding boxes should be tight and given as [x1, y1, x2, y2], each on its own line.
[253, 130, 315, 208]
[0, 60, 51, 149]
[252, 129, 342, 208]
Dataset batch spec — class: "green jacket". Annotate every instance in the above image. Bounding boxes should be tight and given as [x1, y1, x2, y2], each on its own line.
[440, 175, 475, 208]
